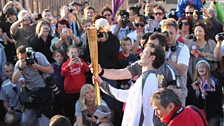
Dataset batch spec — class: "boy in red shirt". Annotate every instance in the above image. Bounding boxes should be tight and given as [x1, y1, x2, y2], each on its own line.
[61, 45, 89, 123]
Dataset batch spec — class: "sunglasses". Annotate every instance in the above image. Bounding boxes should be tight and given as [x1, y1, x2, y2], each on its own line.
[154, 12, 163, 16]
[181, 22, 189, 26]
[135, 23, 145, 27]
[185, 12, 193, 15]
[104, 14, 111, 17]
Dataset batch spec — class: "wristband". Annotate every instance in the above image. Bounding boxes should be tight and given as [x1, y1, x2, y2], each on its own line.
[99, 68, 104, 76]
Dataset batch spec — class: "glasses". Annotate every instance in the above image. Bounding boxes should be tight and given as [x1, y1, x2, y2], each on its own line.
[181, 22, 189, 26]
[135, 23, 145, 27]
[154, 12, 163, 16]
[104, 14, 111, 17]
[185, 12, 193, 15]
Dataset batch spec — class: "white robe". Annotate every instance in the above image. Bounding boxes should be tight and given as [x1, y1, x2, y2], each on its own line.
[101, 71, 158, 126]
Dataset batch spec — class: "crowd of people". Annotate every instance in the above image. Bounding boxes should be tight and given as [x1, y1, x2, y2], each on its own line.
[0, 0, 223, 126]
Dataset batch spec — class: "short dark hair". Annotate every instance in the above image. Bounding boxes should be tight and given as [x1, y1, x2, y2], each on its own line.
[153, 5, 166, 14]
[149, 32, 167, 47]
[150, 44, 165, 69]
[150, 88, 182, 108]
[49, 115, 71, 126]
[129, 6, 139, 15]
[101, 6, 112, 15]
[121, 37, 132, 45]
[5, 62, 14, 67]
[16, 45, 26, 54]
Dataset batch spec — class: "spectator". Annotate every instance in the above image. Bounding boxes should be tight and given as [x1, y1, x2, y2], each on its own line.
[161, 18, 190, 106]
[176, 0, 203, 18]
[0, 62, 23, 126]
[94, 44, 165, 126]
[49, 115, 71, 126]
[190, 60, 222, 126]
[203, 8, 223, 40]
[150, 88, 207, 126]
[12, 45, 54, 126]
[127, 6, 139, 23]
[101, 7, 113, 30]
[0, 1, 24, 64]
[61, 45, 89, 123]
[110, 10, 133, 41]
[141, 0, 155, 21]
[74, 84, 112, 126]
[50, 19, 80, 53]
[177, 16, 193, 44]
[214, 32, 224, 60]
[51, 49, 65, 115]
[146, 5, 166, 33]
[83, 6, 96, 21]
[41, 9, 57, 36]
[127, 16, 147, 54]
[10, 10, 36, 48]
[69, 1, 82, 17]
[0, 40, 7, 81]
[30, 19, 54, 63]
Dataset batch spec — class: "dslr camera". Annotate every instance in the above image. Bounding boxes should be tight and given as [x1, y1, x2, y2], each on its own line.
[122, 15, 129, 25]
[25, 47, 35, 65]
[97, 30, 105, 38]
[216, 32, 224, 41]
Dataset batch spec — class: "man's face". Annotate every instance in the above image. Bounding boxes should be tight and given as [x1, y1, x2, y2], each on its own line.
[5, 64, 14, 79]
[17, 53, 27, 61]
[128, 10, 135, 22]
[152, 101, 171, 120]
[103, 11, 112, 22]
[7, 15, 17, 23]
[57, 23, 67, 34]
[85, 9, 95, 19]
[42, 11, 52, 21]
[185, 7, 194, 18]
[162, 26, 177, 46]
[139, 46, 152, 66]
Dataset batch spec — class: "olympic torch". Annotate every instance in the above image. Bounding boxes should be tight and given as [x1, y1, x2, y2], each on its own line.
[87, 27, 101, 106]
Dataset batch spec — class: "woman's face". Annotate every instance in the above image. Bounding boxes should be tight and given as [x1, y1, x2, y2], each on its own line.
[103, 11, 112, 23]
[180, 19, 189, 32]
[153, 8, 164, 22]
[57, 23, 67, 34]
[197, 63, 208, 77]
[40, 24, 50, 37]
[134, 21, 145, 33]
[84, 88, 95, 102]
[194, 26, 205, 40]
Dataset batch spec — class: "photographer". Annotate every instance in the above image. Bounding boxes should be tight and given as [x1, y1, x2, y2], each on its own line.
[30, 19, 54, 63]
[214, 32, 224, 60]
[12, 46, 54, 126]
[50, 19, 80, 53]
[10, 10, 36, 48]
[110, 10, 134, 40]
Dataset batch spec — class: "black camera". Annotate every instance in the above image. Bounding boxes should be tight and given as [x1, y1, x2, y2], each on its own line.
[25, 47, 34, 65]
[122, 15, 129, 25]
[97, 31, 104, 38]
[154, 27, 161, 32]
[46, 76, 60, 96]
[68, 6, 74, 13]
[189, 34, 194, 39]
[216, 32, 224, 41]
[195, 11, 203, 16]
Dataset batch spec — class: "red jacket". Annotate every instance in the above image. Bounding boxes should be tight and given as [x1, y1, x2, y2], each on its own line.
[61, 59, 89, 94]
[162, 106, 207, 126]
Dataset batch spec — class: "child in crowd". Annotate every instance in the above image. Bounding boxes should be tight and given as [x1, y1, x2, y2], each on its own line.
[118, 37, 138, 89]
[50, 49, 66, 115]
[61, 45, 89, 123]
[191, 60, 222, 126]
